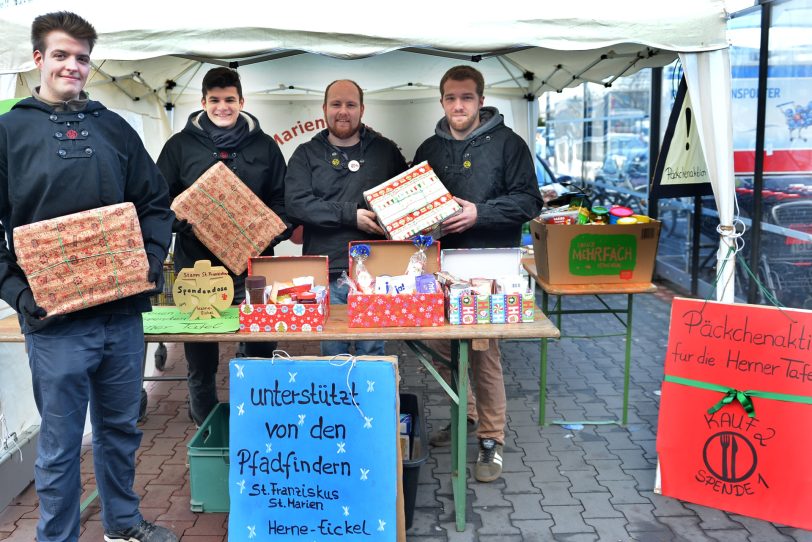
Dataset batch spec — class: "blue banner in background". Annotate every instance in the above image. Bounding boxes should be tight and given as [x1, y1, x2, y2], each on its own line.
[228, 357, 398, 542]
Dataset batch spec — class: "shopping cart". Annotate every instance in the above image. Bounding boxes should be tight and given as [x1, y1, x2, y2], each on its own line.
[148, 259, 176, 370]
[759, 200, 812, 309]
[140, 257, 180, 421]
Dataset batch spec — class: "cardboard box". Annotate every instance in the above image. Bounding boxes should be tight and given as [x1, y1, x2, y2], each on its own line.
[347, 240, 445, 327]
[238, 256, 329, 333]
[13, 202, 153, 316]
[440, 248, 535, 324]
[530, 219, 661, 285]
[363, 161, 461, 241]
[440, 247, 525, 280]
[171, 161, 287, 275]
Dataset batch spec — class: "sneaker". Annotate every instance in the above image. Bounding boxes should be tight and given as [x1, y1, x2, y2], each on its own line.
[104, 519, 178, 542]
[429, 418, 479, 447]
[475, 438, 504, 482]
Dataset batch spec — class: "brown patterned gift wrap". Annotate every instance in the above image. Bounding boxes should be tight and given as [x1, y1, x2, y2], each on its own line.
[170, 161, 286, 275]
[13, 202, 153, 316]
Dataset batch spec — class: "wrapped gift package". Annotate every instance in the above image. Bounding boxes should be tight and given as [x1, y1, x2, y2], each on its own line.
[239, 256, 329, 333]
[347, 240, 445, 328]
[13, 202, 153, 316]
[171, 161, 287, 275]
[441, 248, 535, 325]
[363, 161, 461, 241]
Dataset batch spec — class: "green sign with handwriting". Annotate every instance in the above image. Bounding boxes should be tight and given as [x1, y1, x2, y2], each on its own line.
[143, 306, 240, 334]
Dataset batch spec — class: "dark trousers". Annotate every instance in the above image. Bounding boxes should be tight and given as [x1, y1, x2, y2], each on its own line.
[185, 340, 277, 425]
[25, 314, 145, 541]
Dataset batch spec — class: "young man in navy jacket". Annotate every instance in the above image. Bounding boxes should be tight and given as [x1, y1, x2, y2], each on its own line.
[0, 11, 176, 542]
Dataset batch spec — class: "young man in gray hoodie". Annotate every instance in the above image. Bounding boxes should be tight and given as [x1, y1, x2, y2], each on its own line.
[413, 65, 542, 482]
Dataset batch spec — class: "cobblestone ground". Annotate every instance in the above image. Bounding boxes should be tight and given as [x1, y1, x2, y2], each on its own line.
[402, 287, 812, 542]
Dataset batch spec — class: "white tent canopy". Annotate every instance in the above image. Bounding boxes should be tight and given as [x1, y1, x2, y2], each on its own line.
[0, 1, 727, 68]
[0, 1, 728, 106]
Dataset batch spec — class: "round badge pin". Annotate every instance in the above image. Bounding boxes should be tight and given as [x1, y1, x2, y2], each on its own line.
[348, 160, 361, 172]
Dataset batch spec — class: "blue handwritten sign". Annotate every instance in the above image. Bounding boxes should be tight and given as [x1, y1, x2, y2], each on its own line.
[228, 357, 398, 541]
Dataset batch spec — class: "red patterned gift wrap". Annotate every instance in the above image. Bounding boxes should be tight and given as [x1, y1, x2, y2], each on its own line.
[238, 256, 330, 333]
[348, 291, 445, 328]
[13, 202, 153, 316]
[239, 301, 328, 333]
[171, 161, 286, 275]
[345, 240, 445, 328]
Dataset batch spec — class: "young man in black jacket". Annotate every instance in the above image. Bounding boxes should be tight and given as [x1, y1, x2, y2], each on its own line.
[157, 67, 289, 426]
[414, 65, 542, 482]
[285, 79, 407, 356]
[0, 12, 176, 542]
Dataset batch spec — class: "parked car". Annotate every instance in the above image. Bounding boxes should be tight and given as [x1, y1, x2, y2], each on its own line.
[535, 154, 572, 188]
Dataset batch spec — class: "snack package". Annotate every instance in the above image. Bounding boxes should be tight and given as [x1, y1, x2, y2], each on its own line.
[406, 235, 434, 276]
[435, 270, 461, 287]
[539, 207, 580, 225]
[337, 270, 360, 295]
[349, 244, 374, 294]
[375, 275, 392, 294]
[414, 274, 439, 294]
[496, 275, 528, 295]
[387, 274, 416, 295]
[470, 278, 495, 296]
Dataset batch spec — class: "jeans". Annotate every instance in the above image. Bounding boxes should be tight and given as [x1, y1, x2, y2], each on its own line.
[25, 314, 145, 541]
[321, 277, 385, 357]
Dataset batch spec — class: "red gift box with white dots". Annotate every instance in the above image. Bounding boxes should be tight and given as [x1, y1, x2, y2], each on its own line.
[238, 256, 330, 333]
[346, 240, 445, 328]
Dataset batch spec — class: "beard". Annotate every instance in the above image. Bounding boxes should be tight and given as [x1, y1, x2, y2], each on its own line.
[448, 113, 477, 134]
[328, 119, 361, 141]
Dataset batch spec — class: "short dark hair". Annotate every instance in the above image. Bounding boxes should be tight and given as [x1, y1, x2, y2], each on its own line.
[202, 67, 243, 99]
[440, 65, 485, 98]
[323, 79, 364, 106]
[31, 11, 97, 54]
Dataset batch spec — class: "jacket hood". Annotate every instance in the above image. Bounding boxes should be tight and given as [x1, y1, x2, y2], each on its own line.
[434, 106, 503, 141]
[183, 109, 261, 136]
[13, 94, 106, 115]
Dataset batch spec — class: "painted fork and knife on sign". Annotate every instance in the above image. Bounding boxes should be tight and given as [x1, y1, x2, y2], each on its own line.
[720, 433, 739, 480]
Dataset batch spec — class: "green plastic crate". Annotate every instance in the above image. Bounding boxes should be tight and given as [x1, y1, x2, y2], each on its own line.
[185, 396, 426, 519]
[187, 403, 229, 512]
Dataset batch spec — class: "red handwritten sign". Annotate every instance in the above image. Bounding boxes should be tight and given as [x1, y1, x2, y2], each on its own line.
[657, 298, 812, 530]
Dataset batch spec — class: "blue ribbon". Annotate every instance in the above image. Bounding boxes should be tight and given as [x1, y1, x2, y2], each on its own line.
[350, 244, 371, 259]
[412, 235, 434, 248]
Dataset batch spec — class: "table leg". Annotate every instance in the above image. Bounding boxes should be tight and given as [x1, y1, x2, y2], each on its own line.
[622, 294, 633, 425]
[451, 339, 469, 532]
[539, 291, 550, 426]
